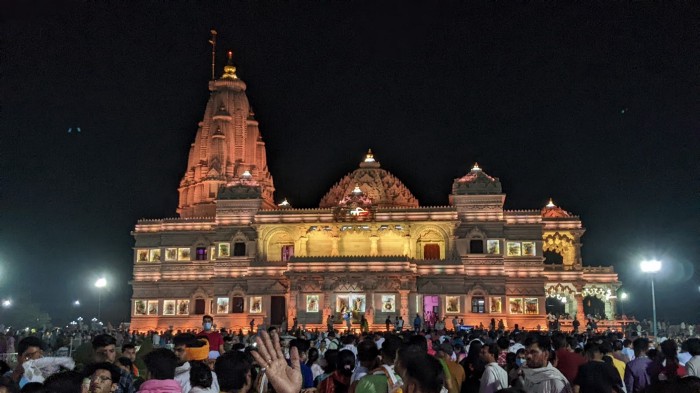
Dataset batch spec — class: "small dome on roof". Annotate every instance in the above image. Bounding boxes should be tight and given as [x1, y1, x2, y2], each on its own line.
[541, 198, 573, 218]
[319, 150, 419, 208]
[452, 163, 502, 195]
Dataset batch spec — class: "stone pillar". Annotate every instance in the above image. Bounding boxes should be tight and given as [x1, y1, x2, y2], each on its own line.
[331, 237, 339, 257]
[288, 290, 298, 322]
[576, 294, 585, 322]
[298, 237, 308, 257]
[322, 291, 333, 328]
[399, 290, 410, 322]
[607, 298, 615, 319]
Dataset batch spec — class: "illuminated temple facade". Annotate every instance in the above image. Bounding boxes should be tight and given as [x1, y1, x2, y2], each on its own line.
[130, 58, 621, 332]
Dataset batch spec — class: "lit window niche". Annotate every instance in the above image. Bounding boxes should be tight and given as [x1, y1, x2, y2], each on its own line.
[216, 297, 229, 314]
[446, 296, 460, 313]
[136, 249, 149, 263]
[218, 243, 230, 257]
[178, 247, 191, 261]
[250, 296, 263, 313]
[524, 298, 539, 314]
[165, 248, 177, 261]
[506, 241, 536, 257]
[134, 300, 147, 316]
[487, 240, 500, 255]
[177, 299, 190, 315]
[163, 300, 176, 315]
[471, 296, 485, 313]
[509, 298, 524, 314]
[149, 249, 161, 262]
[306, 295, 320, 312]
[147, 300, 158, 315]
[490, 297, 502, 313]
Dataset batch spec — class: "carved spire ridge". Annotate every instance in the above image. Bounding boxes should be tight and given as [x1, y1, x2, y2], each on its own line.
[222, 50, 238, 79]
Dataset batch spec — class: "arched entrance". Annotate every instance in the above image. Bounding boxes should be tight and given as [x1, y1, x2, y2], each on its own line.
[545, 297, 566, 316]
[583, 296, 606, 318]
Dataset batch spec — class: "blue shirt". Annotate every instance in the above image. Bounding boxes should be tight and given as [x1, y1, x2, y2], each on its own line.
[300, 361, 314, 388]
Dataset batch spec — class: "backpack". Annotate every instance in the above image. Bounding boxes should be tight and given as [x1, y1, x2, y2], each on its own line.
[327, 338, 340, 350]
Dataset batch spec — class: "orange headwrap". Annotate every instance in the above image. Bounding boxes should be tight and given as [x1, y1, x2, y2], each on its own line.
[186, 338, 210, 361]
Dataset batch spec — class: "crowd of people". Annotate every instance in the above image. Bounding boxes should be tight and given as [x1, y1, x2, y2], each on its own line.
[0, 314, 699, 393]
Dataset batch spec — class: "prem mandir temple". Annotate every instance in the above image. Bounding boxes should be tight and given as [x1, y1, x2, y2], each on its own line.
[130, 55, 621, 332]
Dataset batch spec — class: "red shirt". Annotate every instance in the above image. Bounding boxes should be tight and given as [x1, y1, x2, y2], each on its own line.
[197, 330, 224, 352]
[556, 348, 587, 383]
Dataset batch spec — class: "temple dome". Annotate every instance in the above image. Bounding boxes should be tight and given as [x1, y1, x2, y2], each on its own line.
[541, 199, 573, 218]
[319, 150, 419, 208]
[451, 163, 502, 195]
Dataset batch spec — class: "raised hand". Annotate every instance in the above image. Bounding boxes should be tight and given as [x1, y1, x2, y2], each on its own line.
[250, 330, 302, 393]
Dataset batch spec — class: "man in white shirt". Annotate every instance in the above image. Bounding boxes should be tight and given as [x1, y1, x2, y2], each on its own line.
[479, 343, 508, 393]
[685, 338, 700, 377]
[521, 335, 572, 393]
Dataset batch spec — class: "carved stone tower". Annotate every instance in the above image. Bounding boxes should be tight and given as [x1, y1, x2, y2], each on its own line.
[177, 52, 275, 217]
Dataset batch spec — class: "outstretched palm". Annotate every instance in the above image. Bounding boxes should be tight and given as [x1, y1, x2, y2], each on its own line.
[251, 330, 302, 393]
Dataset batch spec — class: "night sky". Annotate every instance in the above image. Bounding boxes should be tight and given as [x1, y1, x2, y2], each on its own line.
[2, 2, 699, 325]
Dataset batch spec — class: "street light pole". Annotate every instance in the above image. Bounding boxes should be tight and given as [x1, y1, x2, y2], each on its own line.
[650, 276, 657, 338]
[95, 277, 107, 321]
[640, 260, 661, 339]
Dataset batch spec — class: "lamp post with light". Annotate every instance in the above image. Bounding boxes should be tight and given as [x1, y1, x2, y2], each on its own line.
[640, 260, 661, 338]
[95, 278, 107, 320]
[619, 292, 628, 317]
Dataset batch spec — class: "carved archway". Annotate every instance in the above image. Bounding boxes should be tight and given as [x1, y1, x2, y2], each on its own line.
[542, 232, 576, 268]
[263, 228, 295, 261]
[416, 227, 446, 260]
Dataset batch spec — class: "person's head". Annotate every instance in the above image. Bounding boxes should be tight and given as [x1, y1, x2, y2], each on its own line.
[685, 338, 700, 357]
[407, 335, 428, 353]
[121, 344, 136, 362]
[551, 334, 567, 350]
[322, 350, 339, 374]
[497, 337, 510, 351]
[173, 333, 197, 364]
[289, 339, 310, 361]
[189, 361, 213, 389]
[92, 334, 117, 364]
[524, 334, 552, 369]
[202, 315, 214, 331]
[357, 339, 380, 367]
[307, 347, 320, 367]
[115, 357, 132, 375]
[83, 362, 120, 393]
[43, 371, 83, 393]
[215, 351, 254, 393]
[143, 348, 178, 380]
[398, 353, 444, 393]
[17, 337, 44, 365]
[480, 343, 499, 364]
[583, 342, 603, 361]
[337, 350, 356, 377]
[633, 337, 649, 357]
[381, 335, 402, 365]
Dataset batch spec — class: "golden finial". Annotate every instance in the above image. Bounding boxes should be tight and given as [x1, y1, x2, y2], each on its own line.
[472, 162, 481, 171]
[364, 149, 375, 162]
[222, 50, 238, 79]
[546, 198, 556, 208]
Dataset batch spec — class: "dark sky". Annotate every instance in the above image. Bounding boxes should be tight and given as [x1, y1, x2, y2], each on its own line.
[2, 2, 699, 325]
